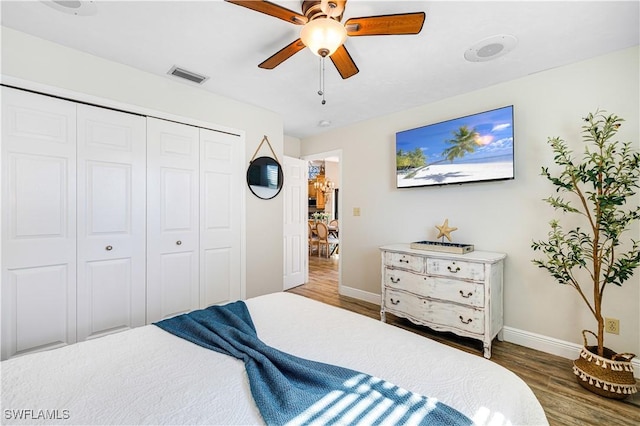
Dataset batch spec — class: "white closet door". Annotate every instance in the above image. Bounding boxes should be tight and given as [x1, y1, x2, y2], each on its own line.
[199, 128, 242, 307]
[76, 104, 147, 341]
[1, 87, 77, 360]
[146, 118, 200, 322]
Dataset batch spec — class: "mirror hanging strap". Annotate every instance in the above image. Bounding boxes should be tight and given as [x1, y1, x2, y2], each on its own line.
[250, 135, 280, 164]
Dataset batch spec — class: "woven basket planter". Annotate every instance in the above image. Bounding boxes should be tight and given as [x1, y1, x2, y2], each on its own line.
[573, 330, 637, 400]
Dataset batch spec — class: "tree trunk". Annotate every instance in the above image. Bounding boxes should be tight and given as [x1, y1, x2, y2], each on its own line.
[597, 315, 605, 357]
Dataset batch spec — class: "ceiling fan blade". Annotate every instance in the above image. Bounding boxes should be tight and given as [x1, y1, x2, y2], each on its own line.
[345, 12, 426, 36]
[259, 39, 306, 69]
[330, 45, 359, 79]
[225, 0, 307, 25]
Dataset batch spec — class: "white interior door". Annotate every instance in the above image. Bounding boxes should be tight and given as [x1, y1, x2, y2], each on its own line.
[1, 87, 77, 360]
[76, 104, 147, 341]
[199, 128, 242, 307]
[283, 156, 307, 290]
[146, 118, 200, 322]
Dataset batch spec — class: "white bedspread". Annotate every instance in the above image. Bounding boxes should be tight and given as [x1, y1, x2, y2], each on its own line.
[1, 292, 547, 425]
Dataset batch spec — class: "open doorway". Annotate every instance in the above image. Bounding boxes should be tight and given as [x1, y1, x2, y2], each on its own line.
[302, 150, 342, 294]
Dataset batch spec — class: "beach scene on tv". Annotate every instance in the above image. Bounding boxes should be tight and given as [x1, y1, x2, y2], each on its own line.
[396, 106, 514, 188]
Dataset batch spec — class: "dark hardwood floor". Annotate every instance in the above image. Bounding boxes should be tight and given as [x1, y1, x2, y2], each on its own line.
[287, 255, 640, 426]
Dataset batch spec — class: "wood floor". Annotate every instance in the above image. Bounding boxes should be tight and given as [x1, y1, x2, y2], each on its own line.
[287, 255, 640, 426]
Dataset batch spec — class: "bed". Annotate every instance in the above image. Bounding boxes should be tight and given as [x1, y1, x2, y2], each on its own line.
[1, 292, 547, 425]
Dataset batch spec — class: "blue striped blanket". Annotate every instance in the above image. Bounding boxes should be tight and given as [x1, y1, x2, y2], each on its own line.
[155, 301, 472, 426]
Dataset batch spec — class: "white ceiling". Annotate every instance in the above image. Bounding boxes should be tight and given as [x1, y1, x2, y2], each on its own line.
[1, 1, 638, 139]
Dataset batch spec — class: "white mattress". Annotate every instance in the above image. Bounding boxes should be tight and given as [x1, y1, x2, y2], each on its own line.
[1, 292, 547, 425]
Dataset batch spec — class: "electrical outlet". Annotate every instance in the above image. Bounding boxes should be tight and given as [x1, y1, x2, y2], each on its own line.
[353, 207, 361, 216]
[605, 318, 620, 335]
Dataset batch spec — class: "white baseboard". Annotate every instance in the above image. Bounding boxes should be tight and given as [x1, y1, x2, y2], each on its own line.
[503, 326, 640, 379]
[339, 285, 381, 305]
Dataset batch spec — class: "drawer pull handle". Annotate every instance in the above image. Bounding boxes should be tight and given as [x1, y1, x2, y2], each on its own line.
[447, 265, 461, 273]
[105, 245, 113, 251]
[390, 298, 400, 305]
[399, 258, 409, 263]
[176, 240, 182, 246]
[390, 277, 400, 284]
[459, 316, 472, 324]
[459, 290, 473, 298]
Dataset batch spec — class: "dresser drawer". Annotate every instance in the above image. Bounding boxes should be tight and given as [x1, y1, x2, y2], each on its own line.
[385, 289, 484, 335]
[383, 268, 484, 307]
[426, 258, 485, 281]
[384, 252, 425, 273]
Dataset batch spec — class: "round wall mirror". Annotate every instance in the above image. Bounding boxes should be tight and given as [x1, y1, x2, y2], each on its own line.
[246, 156, 284, 200]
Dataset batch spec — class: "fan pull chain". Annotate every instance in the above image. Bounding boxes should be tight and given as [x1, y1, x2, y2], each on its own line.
[318, 57, 326, 105]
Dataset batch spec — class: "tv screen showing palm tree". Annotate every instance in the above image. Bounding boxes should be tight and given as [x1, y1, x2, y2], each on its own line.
[396, 105, 514, 188]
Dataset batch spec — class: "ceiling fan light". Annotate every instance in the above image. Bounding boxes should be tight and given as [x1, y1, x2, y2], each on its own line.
[300, 18, 347, 57]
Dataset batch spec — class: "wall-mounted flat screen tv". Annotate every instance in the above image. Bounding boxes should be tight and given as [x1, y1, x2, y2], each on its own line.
[396, 105, 514, 188]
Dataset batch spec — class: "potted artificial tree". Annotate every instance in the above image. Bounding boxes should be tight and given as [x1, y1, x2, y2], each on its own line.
[531, 110, 639, 399]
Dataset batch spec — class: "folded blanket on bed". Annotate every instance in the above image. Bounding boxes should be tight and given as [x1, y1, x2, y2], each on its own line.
[155, 301, 472, 426]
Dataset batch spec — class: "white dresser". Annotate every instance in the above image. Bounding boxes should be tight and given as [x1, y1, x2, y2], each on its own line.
[380, 244, 506, 358]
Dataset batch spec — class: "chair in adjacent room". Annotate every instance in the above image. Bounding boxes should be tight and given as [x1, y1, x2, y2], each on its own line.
[308, 222, 319, 255]
[328, 219, 339, 238]
[315, 221, 339, 258]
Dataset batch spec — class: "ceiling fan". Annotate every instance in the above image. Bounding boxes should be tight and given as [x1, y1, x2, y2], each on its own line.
[225, 0, 426, 79]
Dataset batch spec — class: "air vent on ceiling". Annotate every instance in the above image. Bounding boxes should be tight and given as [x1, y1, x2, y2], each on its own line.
[167, 66, 209, 84]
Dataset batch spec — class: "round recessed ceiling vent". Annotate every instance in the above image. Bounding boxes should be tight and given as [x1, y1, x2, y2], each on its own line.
[42, 0, 97, 16]
[464, 34, 517, 62]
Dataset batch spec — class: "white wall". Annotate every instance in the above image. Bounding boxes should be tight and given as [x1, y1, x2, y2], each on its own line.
[325, 160, 340, 189]
[323, 160, 340, 219]
[300, 47, 640, 356]
[1, 27, 285, 298]
[284, 134, 301, 158]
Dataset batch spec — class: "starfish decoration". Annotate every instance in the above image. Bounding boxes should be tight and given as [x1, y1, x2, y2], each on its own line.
[435, 219, 458, 242]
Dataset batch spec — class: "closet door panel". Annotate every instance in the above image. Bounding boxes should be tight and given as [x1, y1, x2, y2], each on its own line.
[160, 252, 197, 316]
[202, 248, 232, 305]
[147, 118, 200, 322]
[7, 265, 71, 355]
[1, 87, 77, 360]
[81, 259, 132, 336]
[6, 154, 73, 262]
[76, 104, 146, 341]
[200, 128, 242, 307]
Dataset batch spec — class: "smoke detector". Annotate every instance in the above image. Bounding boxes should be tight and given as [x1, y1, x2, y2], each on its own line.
[464, 34, 517, 62]
[42, 1, 97, 16]
[167, 66, 209, 85]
